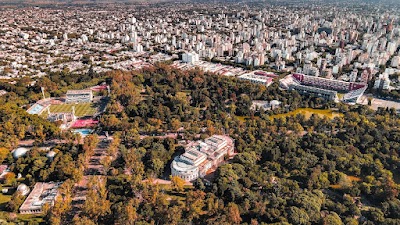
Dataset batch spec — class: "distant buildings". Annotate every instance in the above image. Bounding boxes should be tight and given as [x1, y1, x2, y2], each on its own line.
[66, 90, 93, 103]
[1, 2, 400, 108]
[0, 165, 10, 181]
[374, 73, 391, 90]
[182, 52, 199, 64]
[172, 60, 246, 77]
[171, 135, 234, 182]
[19, 182, 62, 214]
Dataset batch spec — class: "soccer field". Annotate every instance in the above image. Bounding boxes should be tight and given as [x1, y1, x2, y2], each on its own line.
[41, 103, 98, 118]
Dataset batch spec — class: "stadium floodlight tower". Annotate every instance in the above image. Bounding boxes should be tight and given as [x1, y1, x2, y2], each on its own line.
[72, 106, 76, 120]
[41, 87, 46, 100]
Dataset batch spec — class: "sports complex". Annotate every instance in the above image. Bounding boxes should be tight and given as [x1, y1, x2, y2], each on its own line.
[27, 86, 108, 130]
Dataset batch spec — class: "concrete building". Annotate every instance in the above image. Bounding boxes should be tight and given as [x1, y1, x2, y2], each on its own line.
[391, 56, 400, 68]
[374, 73, 391, 90]
[19, 182, 62, 214]
[182, 52, 199, 64]
[238, 71, 275, 87]
[171, 135, 234, 181]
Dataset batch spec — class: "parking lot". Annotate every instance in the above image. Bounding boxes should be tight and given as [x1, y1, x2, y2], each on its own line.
[359, 95, 400, 111]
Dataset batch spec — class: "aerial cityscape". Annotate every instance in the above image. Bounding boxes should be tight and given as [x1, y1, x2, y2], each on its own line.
[0, 0, 400, 224]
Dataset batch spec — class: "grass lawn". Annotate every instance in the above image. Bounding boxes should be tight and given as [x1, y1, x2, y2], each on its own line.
[0, 211, 44, 223]
[0, 187, 11, 211]
[40, 102, 98, 118]
[329, 175, 361, 189]
[236, 116, 260, 122]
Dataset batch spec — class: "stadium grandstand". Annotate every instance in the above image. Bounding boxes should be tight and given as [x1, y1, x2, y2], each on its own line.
[280, 73, 367, 103]
[291, 84, 338, 101]
[342, 86, 368, 103]
[66, 90, 93, 103]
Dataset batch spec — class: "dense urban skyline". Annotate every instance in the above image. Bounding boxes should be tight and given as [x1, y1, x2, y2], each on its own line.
[0, 0, 400, 224]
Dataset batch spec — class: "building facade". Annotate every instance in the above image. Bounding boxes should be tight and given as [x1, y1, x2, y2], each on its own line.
[171, 135, 234, 181]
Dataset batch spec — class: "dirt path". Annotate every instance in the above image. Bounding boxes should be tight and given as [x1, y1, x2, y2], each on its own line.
[142, 178, 192, 186]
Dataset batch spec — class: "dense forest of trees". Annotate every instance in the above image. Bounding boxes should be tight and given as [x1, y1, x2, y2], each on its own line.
[100, 64, 334, 135]
[0, 104, 60, 149]
[0, 66, 105, 106]
[0, 64, 399, 224]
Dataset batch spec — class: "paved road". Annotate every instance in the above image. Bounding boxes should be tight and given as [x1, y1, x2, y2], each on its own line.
[142, 178, 192, 186]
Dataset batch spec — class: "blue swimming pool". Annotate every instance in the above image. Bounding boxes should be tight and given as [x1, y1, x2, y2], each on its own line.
[27, 104, 44, 114]
[72, 129, 93, 136]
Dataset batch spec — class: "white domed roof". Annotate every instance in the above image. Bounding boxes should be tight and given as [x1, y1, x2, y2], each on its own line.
[12, 147, 29, 159]
[46, 151, 56, 158]
[17, 184, 30, 196]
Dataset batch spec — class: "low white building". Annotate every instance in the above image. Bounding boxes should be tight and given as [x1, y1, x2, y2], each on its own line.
[19, 182, 62, 214]
[238, 71, 276, 87]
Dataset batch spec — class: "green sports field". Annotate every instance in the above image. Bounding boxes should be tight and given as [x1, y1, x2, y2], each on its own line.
[41, 102, 98, 118]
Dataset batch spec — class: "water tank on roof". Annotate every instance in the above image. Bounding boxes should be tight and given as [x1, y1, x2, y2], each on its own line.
[12, 147, 29, 159]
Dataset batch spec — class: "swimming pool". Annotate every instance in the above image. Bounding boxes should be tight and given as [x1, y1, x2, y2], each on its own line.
[27, 104, 44, 114]
[72, 129, 93, 136]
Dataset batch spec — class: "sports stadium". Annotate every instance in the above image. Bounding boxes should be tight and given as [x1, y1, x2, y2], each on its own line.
[27, 87, 108, 129]
[279, 73, 367, 104]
